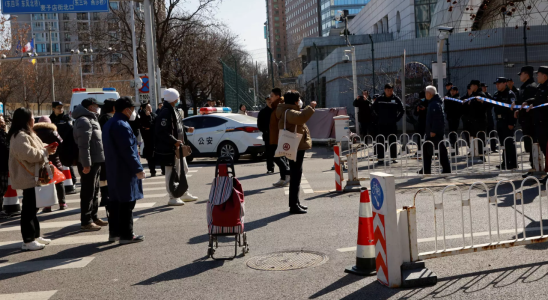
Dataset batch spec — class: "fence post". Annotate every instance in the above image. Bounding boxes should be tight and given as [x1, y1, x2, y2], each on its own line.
[344, 151, 361, 192]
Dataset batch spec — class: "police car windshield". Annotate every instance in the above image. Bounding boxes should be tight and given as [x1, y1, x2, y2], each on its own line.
[223, 114, 257, 123]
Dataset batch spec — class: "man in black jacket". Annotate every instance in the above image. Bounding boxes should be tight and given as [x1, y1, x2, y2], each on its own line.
[481, 83, 497, 152]
[155, 88, 197, 205]
[419, 86, 450, 174]
[257, 97, 274, 174]
[468, 80, 488, 159]
[50, 101, 78, 187]
[98, 99, 116, 207]
[353, 90, 372, 138]
[444, 82, 453, 97]
[371, 83, 404, 164]
[139, 103, 159, 176]
[492, 78, 517, 169]
[516, 66, 538, 177]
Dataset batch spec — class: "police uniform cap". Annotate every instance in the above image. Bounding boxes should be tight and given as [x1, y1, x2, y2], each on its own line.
[493, 77, 508, 84]
[52, 101, 63, 108]
[384, 83, 394, 89]
[445, 82, 453, 86]
[451, 86, 459, 91]
[536, 66, 548, 75]
[469, 80, 481, 86]
[480, 83, 488, 88]
[518, 65, 535, 75]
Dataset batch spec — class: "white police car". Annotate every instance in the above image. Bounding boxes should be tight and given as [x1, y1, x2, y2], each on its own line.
[183, 107, 265, 162]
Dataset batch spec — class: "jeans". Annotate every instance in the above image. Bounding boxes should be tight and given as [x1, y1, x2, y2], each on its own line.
[263, 134, 274, 172]
[108, 200, 136, 239]
[165, 157, 188, 199]
[288, 150, 306, 208]
[78, 162, 101, 226]
[269, 144, 290, 180]
[21, 188, 40, 243]
[423, 136, 451, 174]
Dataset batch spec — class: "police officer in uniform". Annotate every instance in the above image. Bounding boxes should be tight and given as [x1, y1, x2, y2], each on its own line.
[515, 66, 538, 177]
[371, 83, 404, 165]
[445, 87, 461, 153]
[492, 78, 517, 169]
[460, 85, 474, 146]
[481, 83, 498, 153]
[467, 80, 488, 159]
[522, 67, 548, 183]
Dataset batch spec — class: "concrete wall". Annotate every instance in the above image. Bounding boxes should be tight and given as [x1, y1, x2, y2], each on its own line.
[348, 0, 415, 37]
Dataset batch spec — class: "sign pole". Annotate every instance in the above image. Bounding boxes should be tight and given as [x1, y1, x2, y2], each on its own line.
[131, 1, 140, 104]
[144, 0, 157, 111]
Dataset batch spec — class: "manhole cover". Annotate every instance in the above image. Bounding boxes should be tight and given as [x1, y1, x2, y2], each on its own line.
[246, 250, 328, 271]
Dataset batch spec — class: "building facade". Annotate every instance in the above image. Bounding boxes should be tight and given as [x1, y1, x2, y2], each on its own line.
[265, 0, 288, 75]
[321, 0, 370, 36]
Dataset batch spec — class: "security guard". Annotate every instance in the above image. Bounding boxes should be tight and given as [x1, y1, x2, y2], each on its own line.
[492, 78, 517, 169]
[523, 66, 548, 183]
[468, 80, 488, 158]
[460, 85, 474, 146]
[371, 83, 404, 164]
[481, 83, 497, 152]
[515, 65, 538, 177]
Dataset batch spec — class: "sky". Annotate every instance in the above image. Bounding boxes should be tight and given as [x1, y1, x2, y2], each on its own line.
[184, 0, 269, 66]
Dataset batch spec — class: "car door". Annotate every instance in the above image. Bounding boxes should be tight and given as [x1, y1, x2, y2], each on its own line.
[182, 116, 203, 149]
[192, 116, 228, 154]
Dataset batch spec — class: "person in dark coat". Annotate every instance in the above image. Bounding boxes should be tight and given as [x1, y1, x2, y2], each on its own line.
[492, 78, 517, 170]
[269, 88, 291, 187]
[50, 102, 77, 186]
[418, 86, 450, 174]
[353, 90, 372, 138]
[98, 99, 116, 207]
[466, 80, 488, 159]
[257, 97, 274, 174]
[481, 83, 498, 153]
[139, 103, 159, 176]
[33, 116, 67, 213]
[371, 83, 404, 164]
[508, 78, 520, 98]
[516, 66, 538, 177]
[155, 88, 197, 205]
[445, 87, 461, 153]
[102, 97, 145, 244]
[460, 85, 474, 147]
[0, 115, 15, 218]
[414, 92, 427, 153]
[444, 82, 453, 97]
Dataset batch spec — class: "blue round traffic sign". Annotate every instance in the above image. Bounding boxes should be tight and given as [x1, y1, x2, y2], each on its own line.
[139, 76, 149, 93]
[371, 178, 384, 210]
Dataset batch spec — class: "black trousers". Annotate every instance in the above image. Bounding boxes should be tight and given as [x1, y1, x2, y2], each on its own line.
[21, 188, 40, 243]
[498, 125, 517, 168]
[263, 134, 274, 172]
[376, 126, 398, 159]
[469, 123, 486, 156]
[447, 118, 460, 154]
[146, 156, 157, 175]
[358, 121, 369, 138]
[423, 136, 451, 174]
[69, 166, 77, 185]
[108, 200, 136, 239]
[269, 144, 290, 180]
[536, 126, 548, 161]
[78, 163, 101, 225]
[288, 150, 306, 208]
[55, 182, 65, 205]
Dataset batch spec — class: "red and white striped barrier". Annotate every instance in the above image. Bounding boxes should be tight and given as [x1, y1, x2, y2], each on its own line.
[334, 144, 343, 191]
[3, 173, 20, 214]
[61, 166, 75, 194]
[345, 187, 376, 275]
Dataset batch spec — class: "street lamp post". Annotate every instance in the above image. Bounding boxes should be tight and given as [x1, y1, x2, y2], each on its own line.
[313, 43, 321, 106]
[344, 47, 359, 136]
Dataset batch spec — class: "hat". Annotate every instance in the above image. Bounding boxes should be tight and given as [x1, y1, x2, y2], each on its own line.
[163, 88, 180, 103]
[508, 78, 514, 82]
[480, 83, 488, 87]
[52, 101, 63, 108]
[384, 83, 394, 89]
[451, 86, 459, 91]
[445, 82, 453, 86]
[38, 116, 51, 123]
[469, 80, 481, 86]
[115, 97, 135, 112]
[493, 77, 508, 84]
[518, 65, 535, 75]
[536, 66, 548, 75]
[81, 98, 104, 108]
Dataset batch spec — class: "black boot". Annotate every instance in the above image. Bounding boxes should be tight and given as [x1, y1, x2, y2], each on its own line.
[289, 206, 307, 214]
[297, 203, 308, 210]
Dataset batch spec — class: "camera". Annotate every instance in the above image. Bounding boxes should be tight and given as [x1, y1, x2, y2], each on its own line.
[342, 54, 350, 63]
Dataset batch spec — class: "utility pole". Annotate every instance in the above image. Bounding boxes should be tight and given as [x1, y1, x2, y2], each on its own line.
[144, 0, 157, 111]
[313, 43, 321, 106]
[131, 1, 140, 103]
[446, 37, 451, 84]
[48, 24, 55, 103]
[268, 49, 274, 88]
[369, 34, 376, 95]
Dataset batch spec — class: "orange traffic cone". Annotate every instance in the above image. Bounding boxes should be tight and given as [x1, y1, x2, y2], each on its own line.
[345, 187, 376, 276]
[3, 173, 21, 215]
[61, 166, 76, 194]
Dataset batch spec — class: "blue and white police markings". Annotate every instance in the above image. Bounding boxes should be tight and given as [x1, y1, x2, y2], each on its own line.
[371, 178, 384, 210]
[198, 137, 213, 145]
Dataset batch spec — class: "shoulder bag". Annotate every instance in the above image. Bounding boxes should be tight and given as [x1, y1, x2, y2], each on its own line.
[16, 157, 58, 208]
[274, 110, 303, 161]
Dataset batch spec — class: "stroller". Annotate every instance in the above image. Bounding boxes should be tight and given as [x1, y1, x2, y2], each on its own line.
[207, 157, 249, 260]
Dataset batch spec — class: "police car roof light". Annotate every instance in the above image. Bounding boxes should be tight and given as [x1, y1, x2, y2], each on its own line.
[72, 88, 86, 93]
[103, 88, 116, 91]
[199, 107, 232, 114]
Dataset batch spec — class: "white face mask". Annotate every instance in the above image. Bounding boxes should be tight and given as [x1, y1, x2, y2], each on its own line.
[298, 99, 303, 109]
[96, 108, 101, 115]
[129, 109, 137, 121]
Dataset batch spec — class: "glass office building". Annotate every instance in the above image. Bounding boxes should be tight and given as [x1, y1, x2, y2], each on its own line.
[320, 0, 371, 36]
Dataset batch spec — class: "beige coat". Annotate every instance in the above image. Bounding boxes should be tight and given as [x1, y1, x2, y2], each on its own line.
[8, 131, 48, 190]
[276, 103, 315, 150]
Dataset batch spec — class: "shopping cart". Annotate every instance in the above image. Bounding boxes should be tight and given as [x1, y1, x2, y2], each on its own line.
[207, 156, 249, 260]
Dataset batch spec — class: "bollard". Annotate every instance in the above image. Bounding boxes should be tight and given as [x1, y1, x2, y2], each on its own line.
[344, 151, 361, 192]
[334, 144, 343, 191]
[345, 188, 376, 275]
[62, 166, 76, 194]
[3, 173, 21, 215]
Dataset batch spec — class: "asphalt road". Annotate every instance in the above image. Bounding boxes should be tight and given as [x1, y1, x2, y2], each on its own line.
[1, 146, 548, 300]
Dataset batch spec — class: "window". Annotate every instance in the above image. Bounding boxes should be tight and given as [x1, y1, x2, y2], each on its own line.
[64, 43, 71, 52]
[110, 1, 119, 10]
[202, 117, 227, 128]
[36, 43, 47, 53]
[183, 117, 203, 129]
[64, 22, 69, 28]
[92, 13, 100, 20]
[78, 23, 89, 31]
[64, 33, 70, 41]
[414, 0, 437, 38]
[77, 13, 88, 21]
[52, 43, 60, 52]
[63, 14, 69, 20]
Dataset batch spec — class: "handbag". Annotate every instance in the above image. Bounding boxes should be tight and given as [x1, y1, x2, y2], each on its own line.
[168, 147, 189, 198]
[17, 157, 59, 208]
[175, 145, 192, 159]
[274, 110, 303, 161]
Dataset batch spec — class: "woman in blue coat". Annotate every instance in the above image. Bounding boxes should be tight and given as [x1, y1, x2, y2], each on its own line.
[102, 97, 146, 244]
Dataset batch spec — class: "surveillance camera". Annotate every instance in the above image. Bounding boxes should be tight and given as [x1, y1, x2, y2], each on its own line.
[83, 49, 88, 53]
[27, 52, 32, 57]
[1, 54, 5, 59]
[108, 47, 113, 51]
[438, 26, 454, 33]
[89, 49, 93, 53]
[75, 50, 80, 54]
[71, 49, 75, 54]
[343, 54, 350, 63]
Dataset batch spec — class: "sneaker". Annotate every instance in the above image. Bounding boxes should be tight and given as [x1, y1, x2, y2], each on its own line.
[181, 192, 198, 202]
[120, 235, 145, 244]
[273, 179, 285, 187]
[108, 235, 120, 243]
[41, 207, 52, 213]
[36, 237, 51, 245]
[81, 223, 102, 231]
[168, 198, 185, 206]
[283, 175, 290, 187]
[94, 219, 109, 226]
[59, 203, 68, 210]
[266, 170, 274, 175]
[21, 241, 45, 251]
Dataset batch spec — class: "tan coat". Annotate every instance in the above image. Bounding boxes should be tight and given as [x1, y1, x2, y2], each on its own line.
[276, 103, 315, 150]
[8, 131, 48, 190]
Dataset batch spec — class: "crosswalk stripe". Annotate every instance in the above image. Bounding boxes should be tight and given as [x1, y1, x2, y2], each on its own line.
[283, 175, 314, 194]
[64, 194, 167, 203]
[0, 257, 95, 274]
[0, 290, 57, 300]
[143, 187, 171, 191]
[0, 218, 139, 232]
[0, 235, 108, 250]
[37, 202, 155, 216]
[142, 181, 167, 186]
[188, 170, 198, 173]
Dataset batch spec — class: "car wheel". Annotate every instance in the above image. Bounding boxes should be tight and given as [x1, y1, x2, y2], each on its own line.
[218, 141, 240, 162]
